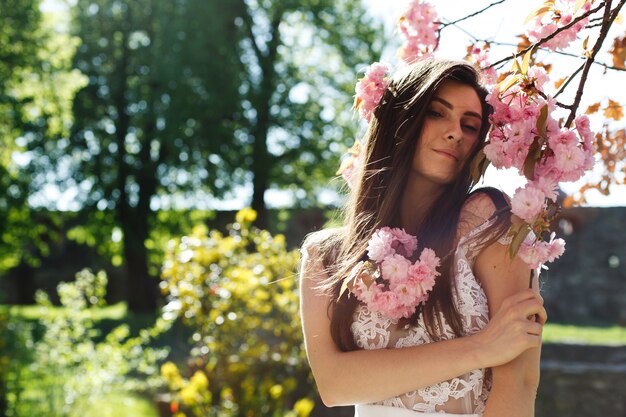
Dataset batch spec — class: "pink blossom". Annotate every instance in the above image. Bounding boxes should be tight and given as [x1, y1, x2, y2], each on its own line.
[552, 142, 585, 175]
[518, 234, 566, 269]
[511, 186, 546, 223]
[527, 66, 550, 90]
[369, 289, 399, 314]
[545, 236, 566, 263]
[408, 262, 436, 294]
[355, 62, 390, 122]
[418, 248, 440, 273]
[549, 130, 578, 148]
[381, 254, 412, 283]
[389, 227, 418, 257]
[337, 140, 363, 190]
[366, 228, 395, 263]
[525, 1, 591, 51]
[518, 240, 550, 269]
[530, 176, 559, 202]
[466, 44, 498, 85]
[397, 0, 440, 63]
[575, 115, 595, 155]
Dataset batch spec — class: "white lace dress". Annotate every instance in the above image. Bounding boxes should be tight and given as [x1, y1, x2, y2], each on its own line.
[352, 220, 508, 417]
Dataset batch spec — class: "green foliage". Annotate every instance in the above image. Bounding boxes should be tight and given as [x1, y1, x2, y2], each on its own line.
[0, 307, 35, 417]
[231, 0, 384, 218]
[543, 324, 626, 345]
[160, 209, 316, 417]
[0, 0, 86, 274]
[3, 269, 172, 417]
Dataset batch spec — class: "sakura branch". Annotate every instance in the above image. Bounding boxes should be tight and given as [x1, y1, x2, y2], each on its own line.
[487, 1, 607, 70]
[565, 0, 626, 127]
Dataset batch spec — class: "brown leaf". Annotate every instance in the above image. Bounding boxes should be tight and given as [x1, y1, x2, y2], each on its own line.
[610, 35, 626, 69]
[517, 34, 532, 53]
[554, 77, 567, 89]
[604, 99, 624, 121]
[585, 102, 601, 114]
[562, 195, 575, 208]
[536, 62, 552, 74]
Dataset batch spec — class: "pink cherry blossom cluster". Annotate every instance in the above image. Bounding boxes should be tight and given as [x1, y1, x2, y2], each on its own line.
[347, 227, 440, 320]
[525, 0, 592, 51]
[518, 232, 566, 269]
[484, 65, 595, 268]
[397, 0, 440, 63]
[336, 139, 362, 189]
[354, 62, 391, 123]
[466, 43, 498, 86]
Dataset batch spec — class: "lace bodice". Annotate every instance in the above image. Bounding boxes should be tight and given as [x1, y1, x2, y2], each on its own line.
[351, 219, 509, 415]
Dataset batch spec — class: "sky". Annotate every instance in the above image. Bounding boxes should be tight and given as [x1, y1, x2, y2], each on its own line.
[37, 0, 626, 209]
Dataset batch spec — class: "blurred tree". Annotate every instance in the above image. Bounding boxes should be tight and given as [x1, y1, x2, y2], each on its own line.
[230, 0, 383, 227]
[0, 0, 86, 301]
[19, 0, 382, 312]
[18, 0, 245, 312]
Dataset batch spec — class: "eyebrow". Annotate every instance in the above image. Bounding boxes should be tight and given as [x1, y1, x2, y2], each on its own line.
[432, 97, 482, 120]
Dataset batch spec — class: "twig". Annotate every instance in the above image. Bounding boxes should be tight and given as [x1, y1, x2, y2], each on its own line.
[479, 40, 626, 72]
[554, 62, 585, 99]
[487, 1, 606, 69]
[564, 0, 626, 127]
[586, 22, 605, 28]
[440, 0, 509, 27]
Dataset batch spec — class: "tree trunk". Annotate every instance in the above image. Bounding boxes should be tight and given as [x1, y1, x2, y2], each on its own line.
[251, 111, 270, 229]
[248, 8, 284, 231]
[14, 261, 35, 304]
[121, 208, 157, 312]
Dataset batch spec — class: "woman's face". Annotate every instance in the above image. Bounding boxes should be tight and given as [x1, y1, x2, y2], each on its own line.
[411, 80, 483, 187]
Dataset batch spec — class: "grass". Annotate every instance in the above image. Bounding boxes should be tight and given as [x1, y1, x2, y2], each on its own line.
[80, 393, 160, 417]
[5, 302, 128, 321]
[5, 303, 626, 346]
[543, 323, 626, 345]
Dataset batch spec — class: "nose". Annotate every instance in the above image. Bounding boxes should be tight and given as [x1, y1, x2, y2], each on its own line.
[444, 119, 463, 143]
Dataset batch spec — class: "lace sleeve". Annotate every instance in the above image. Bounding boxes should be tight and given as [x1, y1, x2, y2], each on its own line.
[456, 190, 511, 263]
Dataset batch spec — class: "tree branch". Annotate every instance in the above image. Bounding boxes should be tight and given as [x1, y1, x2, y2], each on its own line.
[439, 0, 509, 28]
[487, 1, 606, 69]
[564, 0, 626, 127]
[241, 3, 265, 61]
[482, 40, 626, 72]
[553, 62, 585, 99]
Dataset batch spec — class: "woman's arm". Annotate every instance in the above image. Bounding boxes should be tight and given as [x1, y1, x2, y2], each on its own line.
[300, 242, 545, 407]
[470, 210, 545, 415]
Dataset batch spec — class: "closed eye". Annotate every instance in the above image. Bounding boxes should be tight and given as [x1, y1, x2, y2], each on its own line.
[426, 109, 442, 118]
[463, 124, 479, 132]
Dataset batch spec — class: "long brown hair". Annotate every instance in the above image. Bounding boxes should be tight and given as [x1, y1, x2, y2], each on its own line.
[310, 58, 511, 351]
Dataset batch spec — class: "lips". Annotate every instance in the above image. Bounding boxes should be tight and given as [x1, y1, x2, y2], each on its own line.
[433, 149, 459, 161]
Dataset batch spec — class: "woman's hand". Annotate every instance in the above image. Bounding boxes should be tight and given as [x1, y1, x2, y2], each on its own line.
[472, 288, 547, 368]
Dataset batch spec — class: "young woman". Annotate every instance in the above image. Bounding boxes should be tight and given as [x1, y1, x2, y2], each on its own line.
[299, 58, 546, 417]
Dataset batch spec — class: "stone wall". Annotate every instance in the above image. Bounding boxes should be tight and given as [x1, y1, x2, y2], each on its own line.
[542, 207, 626, 326]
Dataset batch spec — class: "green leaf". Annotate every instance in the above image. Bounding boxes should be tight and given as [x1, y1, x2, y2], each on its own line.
[536, 104, 549, 137]
[508, 224, 532, 259]
[521, 47, 534, 75]
[470, 149, 490, 184]
[523, 136, 542, 180]
[524, 4, 553, 25]
[498, 74, 519, 93]
[573, 0, 589, 14]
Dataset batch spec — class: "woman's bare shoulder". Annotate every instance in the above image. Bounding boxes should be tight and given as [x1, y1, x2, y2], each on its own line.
[457, 188, 510, 239]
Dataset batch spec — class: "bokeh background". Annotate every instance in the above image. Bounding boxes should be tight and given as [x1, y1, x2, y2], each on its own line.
[1, 0, 625, 416]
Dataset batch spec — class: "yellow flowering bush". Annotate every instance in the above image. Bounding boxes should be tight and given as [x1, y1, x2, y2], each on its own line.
[160, 209, 316, 417]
